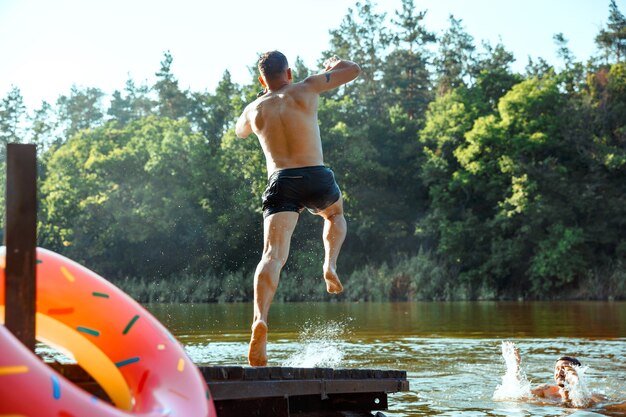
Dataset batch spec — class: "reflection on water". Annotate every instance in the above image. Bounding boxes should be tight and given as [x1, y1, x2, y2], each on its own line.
[150, 302, 626, 415]
[149, 301, 626, 339]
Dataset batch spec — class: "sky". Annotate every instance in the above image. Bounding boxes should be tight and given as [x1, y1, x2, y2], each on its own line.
[0, 0, 621, 111]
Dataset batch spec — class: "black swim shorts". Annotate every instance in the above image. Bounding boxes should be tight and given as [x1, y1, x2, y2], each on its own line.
[262, 166, 341, 218]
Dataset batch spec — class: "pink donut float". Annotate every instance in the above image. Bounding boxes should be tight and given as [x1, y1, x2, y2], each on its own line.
[0, 246, 217, 417]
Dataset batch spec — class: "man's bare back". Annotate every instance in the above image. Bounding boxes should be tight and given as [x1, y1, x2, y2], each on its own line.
[243, 84, 323, 175]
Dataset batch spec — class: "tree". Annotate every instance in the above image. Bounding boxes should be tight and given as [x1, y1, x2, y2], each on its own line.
[419, 75, 600, 296]
[383, 0, 436, 119]
[29, 101, 58, 151]
[40, 117, 218, 279]
[324, 0, 391, 118]
[471, 41, 522, 110]
[595, 0, 626, 63]
[292, 57, 311, 82]
[0, 86, 27, 158]
[525, 56, 553, 79]
[56, 86, 105, 139]
[108, 89, 132, 126]
[189, 70, 239, 150]
[108, 78, 156, 126]
[434, 15, 476, 94]
[154, 51, 192, 119]
[554, 33, 575, 66]
[552, 33, 586, 95]
[418, 89, 490, 292]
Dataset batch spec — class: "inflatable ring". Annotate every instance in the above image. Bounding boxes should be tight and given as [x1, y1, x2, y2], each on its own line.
[0, 246, 216, 417]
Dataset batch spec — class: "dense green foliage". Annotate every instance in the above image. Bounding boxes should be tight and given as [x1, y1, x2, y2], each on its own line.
[2, 0, 625, 301]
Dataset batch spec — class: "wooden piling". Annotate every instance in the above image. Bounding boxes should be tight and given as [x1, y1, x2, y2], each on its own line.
[5, 143, 37, 351]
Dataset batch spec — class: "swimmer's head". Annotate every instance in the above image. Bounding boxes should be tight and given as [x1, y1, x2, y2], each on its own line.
[554, 356, 581, 387]
[557, 356, 582, 367]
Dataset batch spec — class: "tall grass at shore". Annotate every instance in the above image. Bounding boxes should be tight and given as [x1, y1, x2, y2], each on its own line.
[114, 255, 626, 303]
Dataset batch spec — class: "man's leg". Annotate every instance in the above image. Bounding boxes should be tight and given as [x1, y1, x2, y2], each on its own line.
[316, 197, 346, 294]
[249, 211, 299, 366]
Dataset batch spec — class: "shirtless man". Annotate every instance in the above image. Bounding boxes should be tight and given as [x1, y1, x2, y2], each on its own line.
[512, 347, 615, 408]
[528, 356, 586, 403]
[235, 51, 361, 366]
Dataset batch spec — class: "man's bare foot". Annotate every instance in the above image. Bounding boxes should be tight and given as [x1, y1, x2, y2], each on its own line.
[324, 267, 344, 294]
[248, 320, 268, 367]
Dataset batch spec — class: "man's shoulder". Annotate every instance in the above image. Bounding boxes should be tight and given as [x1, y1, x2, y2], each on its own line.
[245, 95, 270, 113]
[285, 80, 313, 93]
[270, 84, 318, 108]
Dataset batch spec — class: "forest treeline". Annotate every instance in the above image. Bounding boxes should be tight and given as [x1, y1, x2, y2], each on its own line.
[1, 0, 625, 302]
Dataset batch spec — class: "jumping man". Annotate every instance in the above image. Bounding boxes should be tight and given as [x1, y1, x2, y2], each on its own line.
[235, 51, 361, 366]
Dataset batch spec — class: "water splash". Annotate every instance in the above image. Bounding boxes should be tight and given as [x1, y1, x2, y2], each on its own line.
[282, 319, 349, 368]
[493, 341, 532, 400]
[565, 365, 593, 408]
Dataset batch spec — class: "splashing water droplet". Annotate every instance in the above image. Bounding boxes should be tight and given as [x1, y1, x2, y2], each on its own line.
[493, 341, 532, 400]
[283, 320, 349, 368]
[566, 365, 593, 408]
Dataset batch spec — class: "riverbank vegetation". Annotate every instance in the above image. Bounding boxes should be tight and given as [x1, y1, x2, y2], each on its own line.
[1, 0, 625, 301]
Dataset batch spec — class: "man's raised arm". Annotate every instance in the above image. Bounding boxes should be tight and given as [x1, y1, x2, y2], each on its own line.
[303, 56, 361, 93]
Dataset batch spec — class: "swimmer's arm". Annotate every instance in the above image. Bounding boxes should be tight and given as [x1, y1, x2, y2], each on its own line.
[303, 56, 361, 93]
[513, 345, 521, 371]
[235, 106, 253, 138]
[604, 400, 626, 411]
[592, 392, 608, 403]
[530, 384, 553, 398]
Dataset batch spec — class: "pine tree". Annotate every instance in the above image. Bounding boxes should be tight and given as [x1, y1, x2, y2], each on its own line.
[595, 0, 626, 62]
[0, 86, 27, 160]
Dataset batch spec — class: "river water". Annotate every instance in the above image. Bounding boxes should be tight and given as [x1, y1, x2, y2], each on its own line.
[143, 301, 626, 416]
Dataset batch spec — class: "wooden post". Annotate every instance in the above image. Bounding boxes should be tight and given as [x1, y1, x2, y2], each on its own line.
[5, 143, 37, 351]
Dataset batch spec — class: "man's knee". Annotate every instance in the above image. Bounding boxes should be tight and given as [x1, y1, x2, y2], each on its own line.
[324, 211, 346, 229]
[256, 257, 283, 288]
[328, 212, 345, 222]
[318, 200, 344, 220]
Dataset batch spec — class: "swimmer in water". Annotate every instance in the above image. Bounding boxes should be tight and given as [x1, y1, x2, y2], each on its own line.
[526, 355, 591, 403]
[510, 344, 626, 410]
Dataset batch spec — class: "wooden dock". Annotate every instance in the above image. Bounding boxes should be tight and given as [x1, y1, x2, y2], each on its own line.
[202, 365, 409, 416]
[52, 363, 410, 416]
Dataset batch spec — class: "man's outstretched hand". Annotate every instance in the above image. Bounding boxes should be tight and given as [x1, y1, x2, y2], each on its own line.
[323, 55, 340, 71]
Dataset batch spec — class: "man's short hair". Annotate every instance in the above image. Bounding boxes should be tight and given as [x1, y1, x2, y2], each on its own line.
[557, 356, 582, 367]
[258, 51, 288, 80]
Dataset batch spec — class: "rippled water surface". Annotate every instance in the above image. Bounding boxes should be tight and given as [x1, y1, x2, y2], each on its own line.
[146, 301, 626, 416]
